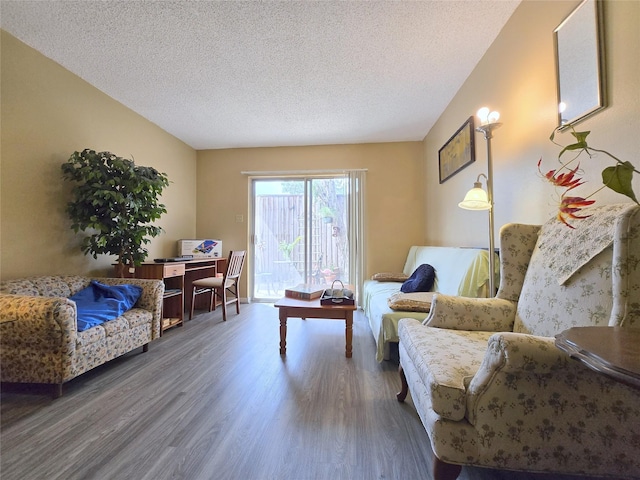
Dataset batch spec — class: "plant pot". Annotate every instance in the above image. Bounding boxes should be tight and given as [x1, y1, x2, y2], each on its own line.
[322, 216, 333, 224]
[113, 263, 136, 278]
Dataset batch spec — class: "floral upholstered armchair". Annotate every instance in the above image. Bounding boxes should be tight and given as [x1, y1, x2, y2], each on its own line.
[397, 203, 640, 480]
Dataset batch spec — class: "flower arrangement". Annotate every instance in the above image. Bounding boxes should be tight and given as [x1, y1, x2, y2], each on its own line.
[538, 128, 639, 227]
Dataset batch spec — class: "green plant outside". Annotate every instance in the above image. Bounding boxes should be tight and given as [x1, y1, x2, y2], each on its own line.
[61, 149, 169, 270]
[318, 206, 335, 218]
[278, 236, 302, 261]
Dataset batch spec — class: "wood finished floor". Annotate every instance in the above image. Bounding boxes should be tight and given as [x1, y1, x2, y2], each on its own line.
[1, 304, 603, 480]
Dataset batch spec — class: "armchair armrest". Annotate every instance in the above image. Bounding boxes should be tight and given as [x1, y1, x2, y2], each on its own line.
[424, 293, 516, 331]
[466, 332, 628, 424]
[468, 333, 562, 393]
[459, 331, 640, 477]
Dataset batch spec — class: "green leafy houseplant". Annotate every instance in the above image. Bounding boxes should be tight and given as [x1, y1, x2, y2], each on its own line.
[539, 128, 639, 227]
[61, 149, 169, 274]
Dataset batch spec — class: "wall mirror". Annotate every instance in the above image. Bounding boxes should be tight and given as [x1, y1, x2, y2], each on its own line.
[554, 0, 606, 128]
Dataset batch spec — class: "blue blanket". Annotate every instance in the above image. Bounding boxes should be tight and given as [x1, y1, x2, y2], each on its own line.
[70, 281, 143, 332]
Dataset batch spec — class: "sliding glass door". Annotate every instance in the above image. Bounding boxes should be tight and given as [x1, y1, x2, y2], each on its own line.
[251, 174, 358, 301]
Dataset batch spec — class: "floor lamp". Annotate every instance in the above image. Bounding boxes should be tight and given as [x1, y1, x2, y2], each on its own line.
[458, 107, 501, 296]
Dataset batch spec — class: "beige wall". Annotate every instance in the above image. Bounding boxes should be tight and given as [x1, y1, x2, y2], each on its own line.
[3, 0, 637, 287]
[423, 0, 640, 248]
[0, 31, 198, 279]
[196, 142, 425, 295]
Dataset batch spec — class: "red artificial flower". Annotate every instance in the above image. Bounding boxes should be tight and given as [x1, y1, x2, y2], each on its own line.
[538, 159, 584, 190]
[557, 195, 596, 228]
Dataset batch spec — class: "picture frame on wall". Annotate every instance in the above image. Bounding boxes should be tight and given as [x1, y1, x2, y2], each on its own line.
[554, 0, 606, 129]
[438, 116, 475, 183]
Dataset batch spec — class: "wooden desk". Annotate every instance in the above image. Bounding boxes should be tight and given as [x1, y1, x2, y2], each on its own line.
[274, 296, 357, 358]
[136, 257, 226, 333]
[555, 326, 640, 389]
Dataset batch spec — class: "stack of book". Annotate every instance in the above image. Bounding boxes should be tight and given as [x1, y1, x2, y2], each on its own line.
[284, 284, 325, 300]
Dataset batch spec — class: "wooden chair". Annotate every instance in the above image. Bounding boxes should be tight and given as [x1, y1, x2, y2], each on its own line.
[190, 250, 246, 321]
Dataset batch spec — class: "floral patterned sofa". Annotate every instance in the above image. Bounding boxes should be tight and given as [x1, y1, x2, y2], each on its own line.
[397, 203, 640, 479]
[0, 275, 164, 397]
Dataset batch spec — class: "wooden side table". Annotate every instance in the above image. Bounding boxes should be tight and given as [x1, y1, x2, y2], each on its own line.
[555, 326, 640, 389]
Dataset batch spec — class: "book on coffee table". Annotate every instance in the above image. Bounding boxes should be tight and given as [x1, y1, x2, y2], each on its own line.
[284, 284, 325, 300]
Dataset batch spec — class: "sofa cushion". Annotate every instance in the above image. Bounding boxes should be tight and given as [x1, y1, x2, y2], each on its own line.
[401, 264, 435, 293]
[371, 272, 410, 282]
[70, 281, 143, 332]
[101, 316, 130, 337]
[398, 318, 493, 421]
[76, 325, 106, 348]
[387, 292, 435, 312]
[122, 308, 153, 329]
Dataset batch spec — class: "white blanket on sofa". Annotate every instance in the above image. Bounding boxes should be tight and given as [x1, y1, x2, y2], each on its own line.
[364, 246, 498, 362]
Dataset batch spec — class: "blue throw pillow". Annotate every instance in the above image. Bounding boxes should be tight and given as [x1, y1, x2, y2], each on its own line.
[401, 264, 436, 293]
[70, 281, 143, 332]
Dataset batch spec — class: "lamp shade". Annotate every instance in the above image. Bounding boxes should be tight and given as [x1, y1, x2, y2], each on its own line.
[458, 182, 491, 210]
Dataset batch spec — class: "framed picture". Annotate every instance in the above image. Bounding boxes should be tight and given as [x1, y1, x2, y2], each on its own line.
[438, 116, 475, 183]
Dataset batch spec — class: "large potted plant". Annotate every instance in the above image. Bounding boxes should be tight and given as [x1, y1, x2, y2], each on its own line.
[61, 149, 169, 276]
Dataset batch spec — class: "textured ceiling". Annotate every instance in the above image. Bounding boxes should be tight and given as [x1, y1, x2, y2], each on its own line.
[1, 0, 520, 150]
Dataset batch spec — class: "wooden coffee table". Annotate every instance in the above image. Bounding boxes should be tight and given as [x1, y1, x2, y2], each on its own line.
[274, 296, 357, 358]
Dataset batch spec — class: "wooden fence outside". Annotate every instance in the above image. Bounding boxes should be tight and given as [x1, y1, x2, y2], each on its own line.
[254, 194, 348, 290]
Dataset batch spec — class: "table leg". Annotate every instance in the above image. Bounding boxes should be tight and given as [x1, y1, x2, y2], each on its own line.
[279, 309, 287, 355]
[345, 311, 353, 358]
